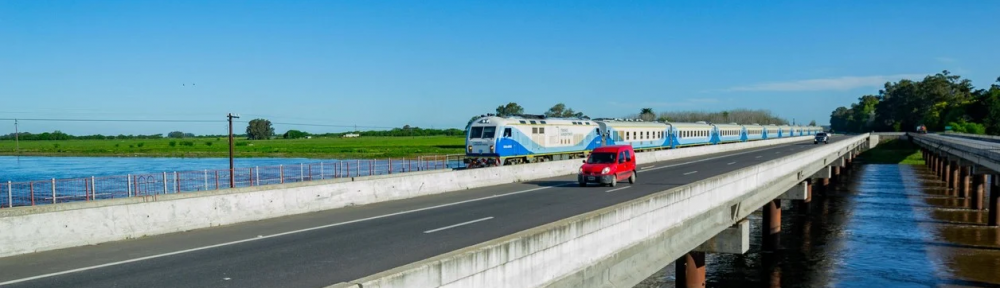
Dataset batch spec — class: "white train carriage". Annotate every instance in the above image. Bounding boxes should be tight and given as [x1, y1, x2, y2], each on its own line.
[744, 123, 765, 141]
[712, 123, 744, 144]
[597, 119, 671, 151]
[671, 122, 714, 147]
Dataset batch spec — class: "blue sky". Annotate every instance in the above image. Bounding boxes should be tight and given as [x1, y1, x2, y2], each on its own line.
[2, 1, 998, 135]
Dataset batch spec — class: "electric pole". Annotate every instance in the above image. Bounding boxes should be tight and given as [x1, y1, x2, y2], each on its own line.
[228, 113, 240, 188]
[14, 119, 19, 154]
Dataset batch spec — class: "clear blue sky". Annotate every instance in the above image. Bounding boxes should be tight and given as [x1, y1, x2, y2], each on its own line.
[2, 1, 998, 135]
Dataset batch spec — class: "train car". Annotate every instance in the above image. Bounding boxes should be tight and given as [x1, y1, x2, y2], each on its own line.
[465, 115, 601, 167]
[596, 119, 671, 152]
[743, 123, 765, 141]
[777, 125, 793, 138]
[793, 125, 804, 136]
[671, 122, 714, 147]
[712, 123, 744, 144]
[763, 125, 780, 139]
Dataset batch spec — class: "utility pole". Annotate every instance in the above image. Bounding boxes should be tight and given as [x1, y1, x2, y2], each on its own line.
[227, 113, 240, 188]
[14, 119, 19, 154]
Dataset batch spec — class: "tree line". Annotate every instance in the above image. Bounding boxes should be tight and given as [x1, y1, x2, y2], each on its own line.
[624, 108, 794, 125]
[829, 71, 1000, 134]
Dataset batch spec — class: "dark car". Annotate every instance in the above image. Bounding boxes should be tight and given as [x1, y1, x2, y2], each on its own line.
[814, 132, 829, 144]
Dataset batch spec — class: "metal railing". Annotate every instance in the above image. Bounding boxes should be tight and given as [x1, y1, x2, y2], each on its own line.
[0, 156, 464, 209]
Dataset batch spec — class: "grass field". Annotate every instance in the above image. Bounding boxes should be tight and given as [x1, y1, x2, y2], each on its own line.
[0, 136, 466, 159]
[857, 139, 925, 165]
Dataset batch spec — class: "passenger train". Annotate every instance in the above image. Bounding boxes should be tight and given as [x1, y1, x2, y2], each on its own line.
[465, 114, 823, 167]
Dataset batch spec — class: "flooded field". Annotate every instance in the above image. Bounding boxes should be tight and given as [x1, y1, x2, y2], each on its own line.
[635, 164, 1000, 287]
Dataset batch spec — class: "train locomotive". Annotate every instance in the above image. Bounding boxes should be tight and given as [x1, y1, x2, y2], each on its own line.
[465, 114, 821, 168]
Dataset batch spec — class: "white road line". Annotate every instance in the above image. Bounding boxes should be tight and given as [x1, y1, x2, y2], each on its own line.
[640, 144, 798, 173]
[756, 156, 762, 159]
[640, 165, 655, 170]
[0, 184, 571, 286]
[727, 162, 737, 165]
[605, 186, 632, 193]
[683, 171, 698, 175]
[775, 152, 781, 154]
[423, 217, 494, 234]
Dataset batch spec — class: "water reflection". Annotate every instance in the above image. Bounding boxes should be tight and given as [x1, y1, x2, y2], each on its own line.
[635, 164, 1000, 288]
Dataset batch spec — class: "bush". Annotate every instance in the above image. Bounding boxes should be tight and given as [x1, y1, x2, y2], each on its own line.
[235, 142, 248, 147]
[137, 142, 145, 148]
[169, 141, 177, 147]
[947, 121, 987, 135]
[180, 141, 195, 147]
[205, 141, 213, 146]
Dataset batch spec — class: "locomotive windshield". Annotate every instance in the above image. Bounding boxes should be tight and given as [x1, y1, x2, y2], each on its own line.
[587, 152, 616, 164]
[469, 127, 484, 138]
[482, 127, 496, 138]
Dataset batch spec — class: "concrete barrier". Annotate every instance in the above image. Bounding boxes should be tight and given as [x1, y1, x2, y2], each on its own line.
[0, 136, 812, 258]
[324, 134, 869, 288]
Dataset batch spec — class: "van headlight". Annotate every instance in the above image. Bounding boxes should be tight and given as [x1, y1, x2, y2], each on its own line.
[601, 167, 611, 174]
[579, 167, 584, 173]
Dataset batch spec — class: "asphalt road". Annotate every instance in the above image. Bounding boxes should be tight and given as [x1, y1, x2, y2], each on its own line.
[0, 137, 845, 288]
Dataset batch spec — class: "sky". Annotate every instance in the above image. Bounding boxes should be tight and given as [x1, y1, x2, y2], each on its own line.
[2, 1, 999, 136]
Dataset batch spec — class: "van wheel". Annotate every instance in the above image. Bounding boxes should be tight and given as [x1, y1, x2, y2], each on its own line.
[814, 141, 818, 144]
[609, 177, 617, 187]
[629, 172, 636, 184]
[578, 181, 586, 187]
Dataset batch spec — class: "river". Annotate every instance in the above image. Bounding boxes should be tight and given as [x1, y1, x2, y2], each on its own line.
[635, 164, 1000, 287]
[0, 156, 326, 182]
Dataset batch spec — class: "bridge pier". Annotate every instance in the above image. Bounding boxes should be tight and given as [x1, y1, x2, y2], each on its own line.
[960, 166, 972, 206]
[944, 161, 953, 192]
[991, 175, 1000, 227]
[674, 252, 706, 288]
[935, 156, 942, 178]
[762, 199, 781, 251]
[951, 161, 961, 194]
[972, 174, 986, 211]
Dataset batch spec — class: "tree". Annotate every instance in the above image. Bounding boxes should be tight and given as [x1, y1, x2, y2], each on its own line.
[545, 103, 587, 118]
[639, 108, 655, 121]
[495, 102, 524, 117]
[246, 118, 275, 140]
[167, 131, 185, 138]
[283, 130, 309, 139]
[808, 120, 816, 126]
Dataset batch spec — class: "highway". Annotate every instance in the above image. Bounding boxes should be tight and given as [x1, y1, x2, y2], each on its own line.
[0, 137, 845, 288]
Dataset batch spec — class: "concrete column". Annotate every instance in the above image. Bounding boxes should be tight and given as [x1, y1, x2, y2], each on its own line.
[972, 174, 986, 211]
[674, 251, 706, 288]
[951, 162, 961, 193]
[960, 166, 972, 199]
[944, 161, 952, 190]
[991, 175, 1000, 227]
[820, 178, 830, 195]
[762, 199, 781, 251]
[798, 181, 812, 213]
[832, 166, 841, 181]
[936, 157, 943, 179]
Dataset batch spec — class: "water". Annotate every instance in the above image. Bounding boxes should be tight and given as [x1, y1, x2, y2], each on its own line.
[635, 164, 1000, 287]
[0, 156, 325, 182]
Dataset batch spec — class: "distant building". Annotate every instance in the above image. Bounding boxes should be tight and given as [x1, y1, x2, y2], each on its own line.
[342, 133, 360, 138]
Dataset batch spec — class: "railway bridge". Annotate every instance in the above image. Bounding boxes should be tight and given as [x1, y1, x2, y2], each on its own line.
[913, 133, 1000, 226]
[0, 134, 876, 288]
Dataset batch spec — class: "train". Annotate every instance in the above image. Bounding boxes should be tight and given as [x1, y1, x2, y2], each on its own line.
[464, 114, 823, 167]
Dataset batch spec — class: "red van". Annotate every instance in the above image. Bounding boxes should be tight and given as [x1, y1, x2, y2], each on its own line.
[578, 145, 637, 187]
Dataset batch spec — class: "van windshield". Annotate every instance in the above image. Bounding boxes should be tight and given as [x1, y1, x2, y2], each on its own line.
[587, 152, 617, 164]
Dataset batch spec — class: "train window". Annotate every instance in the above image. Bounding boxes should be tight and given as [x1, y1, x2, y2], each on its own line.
[503, 128, 512, 138]
[532, 127, 538, 134]
[519, 120, 526, 124]
[539, 127, 545, 134]
[470, 127, 484, 138]
[540, 121, 547, 124]
[586, 122, 590, 125]
[483, 127, 496, 138]
[596, 128, 601, 135]
[530, 121, 537, 125]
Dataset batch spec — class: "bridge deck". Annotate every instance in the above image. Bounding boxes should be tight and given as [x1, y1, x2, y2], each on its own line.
[0, 138, 846, 288]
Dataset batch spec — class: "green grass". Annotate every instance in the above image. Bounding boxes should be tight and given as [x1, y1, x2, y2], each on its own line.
[857, 139, 926, 165]
[0, 136, 466, 159]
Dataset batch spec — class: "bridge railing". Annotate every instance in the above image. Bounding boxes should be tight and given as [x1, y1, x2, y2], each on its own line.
[0, 156, 463, 209]
[913, 133, 1000, 163]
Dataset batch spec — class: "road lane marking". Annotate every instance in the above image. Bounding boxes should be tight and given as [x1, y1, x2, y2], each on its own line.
[640, 142, 805, 173]
[683, 171, 698, 175]
[424, 217, 494, 234]
[0, 184, 572, 286]
[605, 186, 632, 193]
[775, 152, 781, 154]
[727, 162, 737, 165]
[640, 165, 655, 170]
[756, 156, 762, 159]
